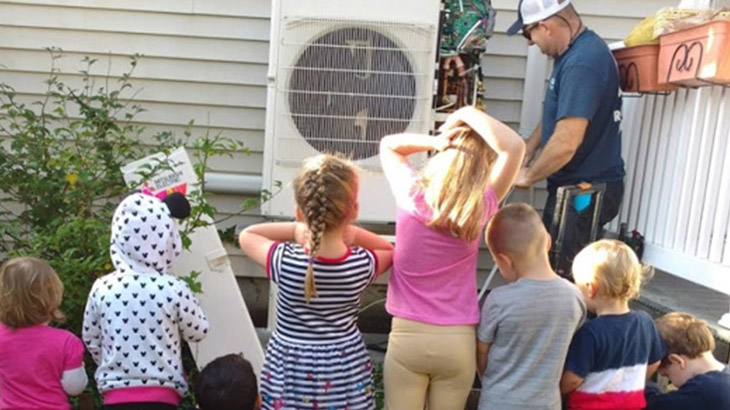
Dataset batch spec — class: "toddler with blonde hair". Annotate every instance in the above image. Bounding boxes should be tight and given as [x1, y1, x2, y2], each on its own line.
[0, 257, 88, 409]
[561, 239, 665, 410]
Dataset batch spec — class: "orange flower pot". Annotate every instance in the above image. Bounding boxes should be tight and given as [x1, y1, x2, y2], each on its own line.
[613, 45, 677, 93]
[659, 19, 730, 87]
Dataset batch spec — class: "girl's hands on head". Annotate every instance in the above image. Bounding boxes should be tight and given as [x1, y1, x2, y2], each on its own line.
[439, 105, 480, 132]
[434, 126, 466, 152]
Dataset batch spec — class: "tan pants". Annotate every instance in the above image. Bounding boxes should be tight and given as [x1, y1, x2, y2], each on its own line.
[384, 317, 476, 410]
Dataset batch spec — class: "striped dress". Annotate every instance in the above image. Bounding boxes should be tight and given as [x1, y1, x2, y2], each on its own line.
[262, 242, 378, 410]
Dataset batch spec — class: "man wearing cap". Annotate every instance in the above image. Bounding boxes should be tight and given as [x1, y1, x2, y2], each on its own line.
[510, 0, 625, 276]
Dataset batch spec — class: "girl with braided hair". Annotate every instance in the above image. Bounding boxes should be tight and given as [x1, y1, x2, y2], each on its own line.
[379, 105, 525, 410]
[239, 154, 393, 410]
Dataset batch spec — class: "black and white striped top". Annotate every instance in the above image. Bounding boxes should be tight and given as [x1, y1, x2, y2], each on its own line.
[267, 242, 378, 345]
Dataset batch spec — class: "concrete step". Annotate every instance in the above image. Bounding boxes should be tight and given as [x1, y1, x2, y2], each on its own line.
[635, 269, 730, 364]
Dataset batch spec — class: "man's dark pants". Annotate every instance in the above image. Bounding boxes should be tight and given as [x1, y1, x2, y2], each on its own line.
[542, 180, 624, 279]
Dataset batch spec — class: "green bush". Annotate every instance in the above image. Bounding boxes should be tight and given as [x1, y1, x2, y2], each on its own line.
[0, 50, 256, 407]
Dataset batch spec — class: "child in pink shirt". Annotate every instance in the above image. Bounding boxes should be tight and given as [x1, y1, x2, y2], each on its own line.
[380, 106, 525, 410]
[0, 257, 88, 410]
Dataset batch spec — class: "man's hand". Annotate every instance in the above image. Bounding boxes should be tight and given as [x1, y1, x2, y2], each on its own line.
[522, 146, 536, 167]
[514, 167, 534, 188]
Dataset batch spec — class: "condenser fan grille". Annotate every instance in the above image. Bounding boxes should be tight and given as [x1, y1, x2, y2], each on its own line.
[277, 19, 433, 162]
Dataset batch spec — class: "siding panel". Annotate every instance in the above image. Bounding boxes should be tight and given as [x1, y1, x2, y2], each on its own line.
[0, 26, 269, 64]
[1, 49, 267, 86]
[1, 0, 272, 18]
[0, 4, 270, 40]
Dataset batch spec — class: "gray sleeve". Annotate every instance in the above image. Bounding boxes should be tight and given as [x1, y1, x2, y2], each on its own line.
[477, 291, 502, 343]
[572, 285, 588, 330]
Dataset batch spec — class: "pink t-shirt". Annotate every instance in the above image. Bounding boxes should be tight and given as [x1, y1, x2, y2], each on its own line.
[385, 161, 498, 326]
[0, 323, 85, 410]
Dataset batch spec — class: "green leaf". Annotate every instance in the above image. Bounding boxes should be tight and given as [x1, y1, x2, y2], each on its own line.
[180, 270, 204, 294]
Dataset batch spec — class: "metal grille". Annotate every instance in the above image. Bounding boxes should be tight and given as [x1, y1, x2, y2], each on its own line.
[275, 18, 434, 162]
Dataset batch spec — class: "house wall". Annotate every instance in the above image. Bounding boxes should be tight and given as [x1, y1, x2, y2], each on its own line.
[0, 0, 680, 326]
[0, 0, 273, 288]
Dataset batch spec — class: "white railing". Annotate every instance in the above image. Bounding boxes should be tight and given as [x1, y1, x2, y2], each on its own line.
[618, 86, 730, 303]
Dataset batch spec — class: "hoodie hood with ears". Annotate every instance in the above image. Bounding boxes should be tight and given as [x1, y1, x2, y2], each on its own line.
[109, 192, 182, 275]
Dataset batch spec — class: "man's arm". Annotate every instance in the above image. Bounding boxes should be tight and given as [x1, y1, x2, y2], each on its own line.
[515, 117, 588, 188]
[523, 122, 543, 167]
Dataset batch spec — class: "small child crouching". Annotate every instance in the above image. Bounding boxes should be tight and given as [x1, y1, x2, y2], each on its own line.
[561, 239, 665, 410]
[477, 203, 585, 410]
[644, 312, 730, 410]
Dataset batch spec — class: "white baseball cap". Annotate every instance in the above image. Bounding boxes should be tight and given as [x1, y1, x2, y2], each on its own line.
[507, 0, 572, 36]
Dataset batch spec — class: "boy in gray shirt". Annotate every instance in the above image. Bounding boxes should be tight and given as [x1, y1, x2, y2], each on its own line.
[478, 203, 585, 410]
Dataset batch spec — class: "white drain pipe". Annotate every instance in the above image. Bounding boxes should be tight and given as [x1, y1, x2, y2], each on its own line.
[204, 172, 262, 195]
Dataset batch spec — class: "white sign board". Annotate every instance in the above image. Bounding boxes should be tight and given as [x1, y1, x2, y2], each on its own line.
[122, 147, 265, 375]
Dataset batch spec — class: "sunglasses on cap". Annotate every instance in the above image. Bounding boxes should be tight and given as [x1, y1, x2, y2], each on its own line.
[522, 14, 573, 42]
[522, 23, 539, 41]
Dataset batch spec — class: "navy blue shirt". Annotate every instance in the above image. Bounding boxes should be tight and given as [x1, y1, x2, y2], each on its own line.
[644, 366, 730, 410]
[542, 29, 625, 190]
[564, 310, 666, 409]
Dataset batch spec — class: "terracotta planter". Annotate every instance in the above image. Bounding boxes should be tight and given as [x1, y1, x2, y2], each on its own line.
[659, 19, 730, 87]
[613, 45, 677, 93]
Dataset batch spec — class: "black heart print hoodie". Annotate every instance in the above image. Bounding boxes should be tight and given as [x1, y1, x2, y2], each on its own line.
[82, 193, 209, 404]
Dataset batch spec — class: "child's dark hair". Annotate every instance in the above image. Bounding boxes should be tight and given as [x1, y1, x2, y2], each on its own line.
[194, 353, 258, 410]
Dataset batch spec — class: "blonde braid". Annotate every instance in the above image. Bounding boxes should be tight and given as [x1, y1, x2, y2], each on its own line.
[293, 154, 359, 303]
[303, 168, 328, 302]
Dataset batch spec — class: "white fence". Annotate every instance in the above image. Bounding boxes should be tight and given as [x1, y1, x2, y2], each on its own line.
[619, 86, 730, 297]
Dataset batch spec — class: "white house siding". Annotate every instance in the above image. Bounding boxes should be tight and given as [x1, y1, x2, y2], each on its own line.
[0, 0, 680, 288]
[0, 0, 272, 278]
[620, 87, 730, 297]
